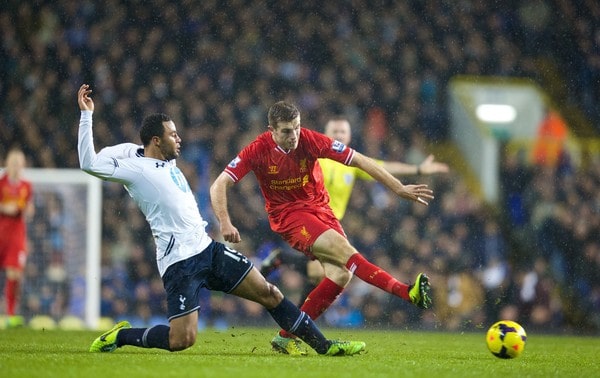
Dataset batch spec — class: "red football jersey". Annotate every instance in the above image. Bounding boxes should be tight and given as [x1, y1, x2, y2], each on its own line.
[0, 173, 32, 243]
[224, 128, 354, 228]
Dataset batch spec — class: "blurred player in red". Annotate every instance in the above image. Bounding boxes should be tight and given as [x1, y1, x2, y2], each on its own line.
[0, 147, 33, 327]
[211, 101, 434, 355]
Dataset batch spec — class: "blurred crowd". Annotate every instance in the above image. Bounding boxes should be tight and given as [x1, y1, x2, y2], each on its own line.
[1, 0, 599, 333]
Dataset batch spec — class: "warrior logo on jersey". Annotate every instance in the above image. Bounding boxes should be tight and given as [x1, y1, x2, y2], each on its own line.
[268, 165, 279, 174]
[227, 156, 241, 168]
[332, 140, 347, 153]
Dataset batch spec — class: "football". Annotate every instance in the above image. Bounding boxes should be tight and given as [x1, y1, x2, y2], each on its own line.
[486, 320, 527, 359]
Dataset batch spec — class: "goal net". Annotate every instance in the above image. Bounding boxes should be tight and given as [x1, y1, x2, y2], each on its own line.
[7, 168, 102, 329]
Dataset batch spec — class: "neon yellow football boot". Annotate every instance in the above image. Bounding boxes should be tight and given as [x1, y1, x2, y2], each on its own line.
[89, 320, 131, 352]
[409, 273, 432, 309]
[271, 334, 308, 356]
[324, 340, 366, 356]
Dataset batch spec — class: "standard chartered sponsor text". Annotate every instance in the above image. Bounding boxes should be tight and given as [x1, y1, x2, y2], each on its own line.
[269, 176, 307, 190]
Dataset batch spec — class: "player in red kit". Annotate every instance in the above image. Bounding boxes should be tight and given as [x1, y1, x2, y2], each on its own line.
[0, 148, 33, 327]
[210, 101, 434, 355]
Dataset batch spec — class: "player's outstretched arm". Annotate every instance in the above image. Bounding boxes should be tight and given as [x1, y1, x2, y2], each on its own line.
[77, 84, 128, 181]
[351, 152, 434, 205]
[210, 172, 242, 243]
[77, 84, 98, 173]
[383, 154, 449, 176]
[78, 84, 144, 161]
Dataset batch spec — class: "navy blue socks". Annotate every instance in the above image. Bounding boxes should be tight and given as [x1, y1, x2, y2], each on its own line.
[268, 297, 330, 354]
[117, 325, 171, 351]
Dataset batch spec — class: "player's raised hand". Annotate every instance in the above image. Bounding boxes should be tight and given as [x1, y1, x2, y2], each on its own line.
[78, 84, 94, 111]
[419, 154, 449, 175]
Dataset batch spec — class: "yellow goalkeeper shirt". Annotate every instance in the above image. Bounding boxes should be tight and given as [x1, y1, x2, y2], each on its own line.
[318, 158, 382, 220]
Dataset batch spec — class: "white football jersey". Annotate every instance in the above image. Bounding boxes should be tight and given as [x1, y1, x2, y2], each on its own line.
[98, 142, 144, 160]
[78, 111, 212, 276]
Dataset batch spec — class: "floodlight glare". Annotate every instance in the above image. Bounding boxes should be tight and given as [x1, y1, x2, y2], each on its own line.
[476, 104, 516, 123]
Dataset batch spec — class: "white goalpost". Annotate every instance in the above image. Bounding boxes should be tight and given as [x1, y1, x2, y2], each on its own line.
[21, 168, 102, 329]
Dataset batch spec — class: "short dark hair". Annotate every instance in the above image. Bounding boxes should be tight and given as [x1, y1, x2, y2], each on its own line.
[328, 116, 349, 123]
[140, 113, 171, 146]
[268, 101, 300, 128]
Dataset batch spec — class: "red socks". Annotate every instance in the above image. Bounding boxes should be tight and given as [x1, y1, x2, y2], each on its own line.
[6, 279, 19, 316]
[299, 277, 344, 320]
[279, 277, 344, 339]
[279, 253, 409, 339]
[345, 253, 410, 301]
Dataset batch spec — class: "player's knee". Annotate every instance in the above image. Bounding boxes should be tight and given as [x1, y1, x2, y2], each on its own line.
[325, 266, 352, 286]
[169, 330, 196, 351]
[269, 282, 284, 300]
[306, 261, 325, 283]
[265, 282, 284, 307]
[5, 268, 23, 281]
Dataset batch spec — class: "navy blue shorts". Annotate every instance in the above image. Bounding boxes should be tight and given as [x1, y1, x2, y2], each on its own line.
[162, 241, 253, 321]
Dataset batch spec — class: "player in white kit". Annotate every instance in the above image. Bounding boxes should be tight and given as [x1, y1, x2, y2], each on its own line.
[77, 84, 365, 356]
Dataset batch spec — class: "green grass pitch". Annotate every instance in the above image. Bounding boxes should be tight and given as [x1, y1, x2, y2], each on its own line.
[1, 327, 598, 378]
